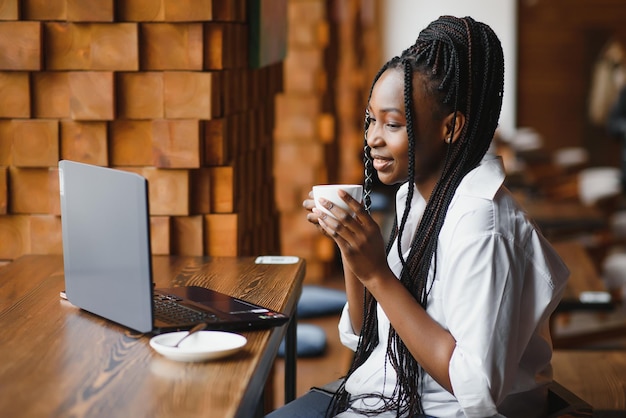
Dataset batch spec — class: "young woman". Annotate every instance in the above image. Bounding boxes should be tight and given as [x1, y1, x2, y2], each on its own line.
[270, 15, 569, 418]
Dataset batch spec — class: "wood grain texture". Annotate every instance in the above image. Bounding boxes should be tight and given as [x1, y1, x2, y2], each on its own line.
[0, 21, 41, 70]
[163, 71, 220, 119]
[208, 166, 234, 213]
[0, 72, 30, 118]
[22, 0, 66, 20]
[142, 167, 189, 216]
[141, 23, 203, 70]
[32, 72, 70, 118]
[60, 121, 108, 166]
[553, 349, 626, 410]
[116, 72, 164, 119]
[204, 214, 238, 256]
[29, 214, 62, 254]
[110, 120, 154, 166]
[0, 0, 18, 20]
[68, 71, 114, 120]
[151, 119, 201, 168]
[8, 167, 55, 214]
[171, 215, 203, 256]
[0, 215, 30, 259]
[0, 166, 6, 214]
[150, 215, 171, 255]
[66, 0, 113, 22]
[11, 119, 59, 167]
[203, 118, 229, 165]
[44, 22, 137, 70]
[0, 255, 305, 417]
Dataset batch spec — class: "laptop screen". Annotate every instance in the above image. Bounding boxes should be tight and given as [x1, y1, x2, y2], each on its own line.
[59, 160, 154, 332]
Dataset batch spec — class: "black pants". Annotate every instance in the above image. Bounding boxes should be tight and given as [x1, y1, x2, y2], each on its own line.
[265, 388, 334, 418]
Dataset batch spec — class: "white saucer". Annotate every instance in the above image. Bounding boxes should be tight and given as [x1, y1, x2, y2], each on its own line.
[150, 330, 247, 362]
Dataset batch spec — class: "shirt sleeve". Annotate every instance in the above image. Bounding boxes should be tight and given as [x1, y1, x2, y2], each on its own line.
[338, 302, 360, 351]
[441, 231, 559, 417]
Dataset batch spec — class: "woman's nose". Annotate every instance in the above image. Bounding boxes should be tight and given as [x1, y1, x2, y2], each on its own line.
[366, 125, 383, 148]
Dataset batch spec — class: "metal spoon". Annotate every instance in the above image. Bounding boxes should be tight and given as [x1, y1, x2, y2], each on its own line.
[172, 323, 208, 348]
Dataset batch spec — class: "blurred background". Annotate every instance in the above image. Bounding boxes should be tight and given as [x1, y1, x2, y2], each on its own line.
[2, 0, 626, 412]
[2, 0, 625, 283]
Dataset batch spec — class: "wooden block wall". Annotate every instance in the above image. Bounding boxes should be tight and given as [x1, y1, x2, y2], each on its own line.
[0, 0, 282, 262]
[274, 0, 381, 282]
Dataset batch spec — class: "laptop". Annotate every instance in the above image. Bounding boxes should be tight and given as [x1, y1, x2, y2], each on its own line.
[58, 160, 289, 334]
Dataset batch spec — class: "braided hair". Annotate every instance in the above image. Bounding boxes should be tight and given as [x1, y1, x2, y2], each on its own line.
[328, 16, 504, 416]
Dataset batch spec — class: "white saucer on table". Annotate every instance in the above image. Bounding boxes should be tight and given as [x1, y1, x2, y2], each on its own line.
[150, 330, 247, 362]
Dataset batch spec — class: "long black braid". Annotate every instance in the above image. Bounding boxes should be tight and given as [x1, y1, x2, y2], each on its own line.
[328, 16, 504, 417]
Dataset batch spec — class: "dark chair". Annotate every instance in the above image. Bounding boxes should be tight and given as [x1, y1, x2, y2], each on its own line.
[546, 380, 593, 417]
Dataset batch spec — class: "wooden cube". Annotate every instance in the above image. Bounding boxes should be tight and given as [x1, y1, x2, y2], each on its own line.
[274, 93, 320, 140]
[117, 0, 164, 21]
[12, 119, 59, 167]
[117, 0, 214, 22]
[209, 166, 234, 213]
[152, 119, 201, 168]
[0, 72, 30, 118]
[150, 216, 171, 255]
[32, 72, 70, 118]
[189, 168, 211, 214]
[116, 72, 164, 119]
[68, 71, 114, 120]
[171, 215, 203, 255]
[0, 0, 19, 20]
[212, 0, 246, 22]
[163, 71, 220, 119]
[109, 120, 154, 166]
[141, 23, 203, 70]
[47, 167, 60, 215]
[22, 0, 66, 20]
[203, 118, 229, 166]
[43, 22, 90, 69]
[89, 23, 138, 70]
[142, 167, 189, 216]
[0, 21, 41, 70]
[8, 167, 53, 214]
[0, 215, 30, 259]
[30, 215, 62, 254]
[0, 166, 6, 214]
[164, 0, 213, 21]
[60, 121, 108, 166]
[67, 0, 114, 22]
[45, 23, 137, 70]
[204, 214, 238, 256]
[0, 120, 12, 165]
[204, 23, 230, 70]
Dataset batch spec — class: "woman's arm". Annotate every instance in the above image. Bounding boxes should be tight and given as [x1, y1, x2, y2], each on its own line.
[303, 191, 365, 333]
[341, 253, 365, 334]
[315, 190, 457, 393]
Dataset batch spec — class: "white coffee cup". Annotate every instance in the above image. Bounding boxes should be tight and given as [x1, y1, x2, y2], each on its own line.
[312, 184, 363, 219]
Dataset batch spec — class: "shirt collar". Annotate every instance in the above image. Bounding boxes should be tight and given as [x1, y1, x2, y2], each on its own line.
[455, 154, 506, 200]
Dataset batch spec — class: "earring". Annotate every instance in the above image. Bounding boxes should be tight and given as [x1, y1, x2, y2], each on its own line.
[446, 137, 452, 144]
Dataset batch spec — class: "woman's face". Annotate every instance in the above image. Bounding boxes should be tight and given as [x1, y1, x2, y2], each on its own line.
[366, 68, 449, 188]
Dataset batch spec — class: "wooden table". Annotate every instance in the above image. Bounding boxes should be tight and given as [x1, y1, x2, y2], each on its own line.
[550, 241, 622, 349]
[552, 240, 613, 313]
[518, 197, 607, 239]
[0, 254, 305, 418]
[553, 350, 626, 411]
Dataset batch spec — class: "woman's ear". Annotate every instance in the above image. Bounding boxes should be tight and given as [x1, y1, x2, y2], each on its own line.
[441, 111, 466, 144]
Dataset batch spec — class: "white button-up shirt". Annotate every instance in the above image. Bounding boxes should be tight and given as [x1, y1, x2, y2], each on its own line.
[337, 155, 569, 418]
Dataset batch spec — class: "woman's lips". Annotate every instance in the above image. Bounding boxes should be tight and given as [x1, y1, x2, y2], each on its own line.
[372, 157, 393, 172]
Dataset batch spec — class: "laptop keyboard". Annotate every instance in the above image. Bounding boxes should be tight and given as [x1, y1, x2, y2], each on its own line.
[153, 293, 219, 324]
